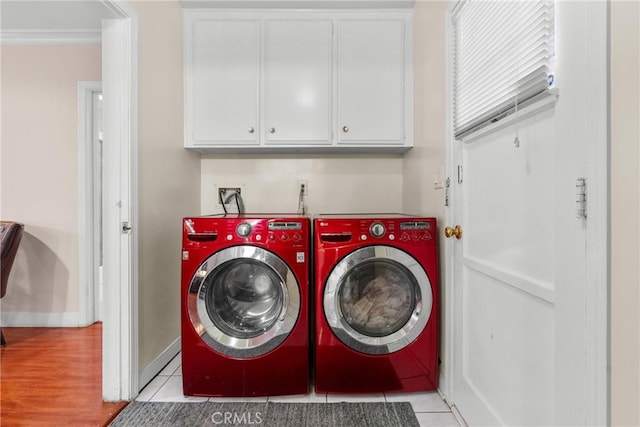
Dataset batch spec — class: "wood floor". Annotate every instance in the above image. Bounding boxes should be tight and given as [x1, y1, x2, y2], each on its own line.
[1, 323, 128, 426]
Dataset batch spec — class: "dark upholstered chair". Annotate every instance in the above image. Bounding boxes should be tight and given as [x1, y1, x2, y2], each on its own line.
[1, 221, 24, 346]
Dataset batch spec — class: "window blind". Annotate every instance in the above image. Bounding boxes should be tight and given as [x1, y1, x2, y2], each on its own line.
[452, 0, 555, 138]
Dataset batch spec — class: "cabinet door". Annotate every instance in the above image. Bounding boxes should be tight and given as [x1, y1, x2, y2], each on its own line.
[189, 20, 260, 146]
[337, 19, 406, 145]
[264, 20, 332, 145]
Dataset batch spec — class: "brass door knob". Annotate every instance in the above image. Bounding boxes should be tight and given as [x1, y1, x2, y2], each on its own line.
[444, 225, 462, 239]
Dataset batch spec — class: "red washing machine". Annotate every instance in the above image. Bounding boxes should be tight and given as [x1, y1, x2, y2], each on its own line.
[314, 214, 438, 393]
[181, 214, 310, 397]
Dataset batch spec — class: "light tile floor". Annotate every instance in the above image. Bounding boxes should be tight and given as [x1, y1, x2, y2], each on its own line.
[138, 352, 463, 427]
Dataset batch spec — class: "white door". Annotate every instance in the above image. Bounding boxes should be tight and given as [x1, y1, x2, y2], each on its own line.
[337, 18, 406, 145]
[447, 2, 607, 425]
[264, 19, 332, 145]
[189, 19, 260, 146]
[450, 111, 561, 426]
[102, 15, 137, 401]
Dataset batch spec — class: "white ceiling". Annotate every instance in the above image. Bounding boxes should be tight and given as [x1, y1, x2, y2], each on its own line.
[1, 1, 118, 30]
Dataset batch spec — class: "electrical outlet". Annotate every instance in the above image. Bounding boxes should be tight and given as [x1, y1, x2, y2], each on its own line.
[297, 180, 308, 195]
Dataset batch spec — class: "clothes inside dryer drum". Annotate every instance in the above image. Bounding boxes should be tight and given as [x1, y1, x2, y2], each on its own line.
[339, 259, 417, 338]
[205, 259, 285, 339]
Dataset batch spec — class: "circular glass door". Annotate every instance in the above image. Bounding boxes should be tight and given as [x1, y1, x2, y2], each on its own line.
[188, 246, 300, 358]
[323, 245, 432, 355]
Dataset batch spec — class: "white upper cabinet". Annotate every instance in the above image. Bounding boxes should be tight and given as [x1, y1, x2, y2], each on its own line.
[337, 19, 406, 145]
[189, 19, 260, 146]
[184, 10, 413, 153]
[264, 20, 332, 146]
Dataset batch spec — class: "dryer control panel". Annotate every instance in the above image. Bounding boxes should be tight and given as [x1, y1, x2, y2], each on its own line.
[316, 215, 437, 248]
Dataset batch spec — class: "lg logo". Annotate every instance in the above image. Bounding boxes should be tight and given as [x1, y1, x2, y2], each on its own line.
[211, 411, 263, 425]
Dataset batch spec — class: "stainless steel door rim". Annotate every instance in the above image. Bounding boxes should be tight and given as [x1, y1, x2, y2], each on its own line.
[188, 245, 300, 358]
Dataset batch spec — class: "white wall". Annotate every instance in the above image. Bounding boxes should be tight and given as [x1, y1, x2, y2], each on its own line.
[201, 155, 404, 215]
[610, 1, 640, 425]
[131, 0, 201, 374]
[405, 0, 446, 219]
[0, 45, 101, 324]
[406, 0, 447, 390]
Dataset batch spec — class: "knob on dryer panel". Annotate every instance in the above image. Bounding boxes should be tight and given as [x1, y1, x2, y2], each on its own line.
[236, 222, 252, 237]
[370, 222, 386, 238]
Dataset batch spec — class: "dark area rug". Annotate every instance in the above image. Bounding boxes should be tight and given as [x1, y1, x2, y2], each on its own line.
[109, 401, 419, 427]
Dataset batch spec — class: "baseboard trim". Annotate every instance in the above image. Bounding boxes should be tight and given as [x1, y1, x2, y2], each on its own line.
[138, 337, 181, 392]
[450, 404, 468, 427]
[0, 312, 91, 327]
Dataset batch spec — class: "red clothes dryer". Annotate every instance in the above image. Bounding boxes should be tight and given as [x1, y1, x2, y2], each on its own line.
[314, 214, 438, 394]
[181, 214, 310, 397]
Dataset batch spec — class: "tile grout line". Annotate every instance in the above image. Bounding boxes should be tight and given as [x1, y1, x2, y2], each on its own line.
[142, 374, 172, 402]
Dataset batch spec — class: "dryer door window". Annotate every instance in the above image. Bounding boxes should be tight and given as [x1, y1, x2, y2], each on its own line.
[324, 245, 432, 355]
[338, 259, 417, 338]
[206, 259, 284, 339]
[188, 246, 300, 358]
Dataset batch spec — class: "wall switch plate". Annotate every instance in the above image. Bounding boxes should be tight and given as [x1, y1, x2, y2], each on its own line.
[433, 166, 445, 189]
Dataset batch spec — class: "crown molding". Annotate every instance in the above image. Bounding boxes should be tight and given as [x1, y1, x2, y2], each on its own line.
[180, 0, 415, 8]
[1, 29, 101, 45]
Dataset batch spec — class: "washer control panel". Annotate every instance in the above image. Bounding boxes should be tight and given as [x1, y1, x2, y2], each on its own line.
[184, 216, 309, 251]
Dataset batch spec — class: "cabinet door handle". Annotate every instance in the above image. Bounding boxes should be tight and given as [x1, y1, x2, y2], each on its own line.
[342, 126, 349, 133]
[248, 127, 255, 134]
[269, 127, 276, 134]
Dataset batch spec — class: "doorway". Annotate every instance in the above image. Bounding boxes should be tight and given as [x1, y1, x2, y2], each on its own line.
[79, 82, 103, 324]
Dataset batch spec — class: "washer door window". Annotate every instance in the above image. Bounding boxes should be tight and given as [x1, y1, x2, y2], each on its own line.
[324, 245, 432, 355]
[188, 246, 300, 358]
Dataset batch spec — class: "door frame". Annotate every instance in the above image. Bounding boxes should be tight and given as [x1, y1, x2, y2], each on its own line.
[442, 1, 609, 424]
[582, 2, 609, 423]
[100, 0, 139, 402]
[78, 80, 103, 326]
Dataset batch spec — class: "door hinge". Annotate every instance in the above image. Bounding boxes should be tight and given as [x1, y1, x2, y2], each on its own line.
[576, 178, 587, 219]
[445, 177, 450, 207]
[457, 165, 463, 184]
